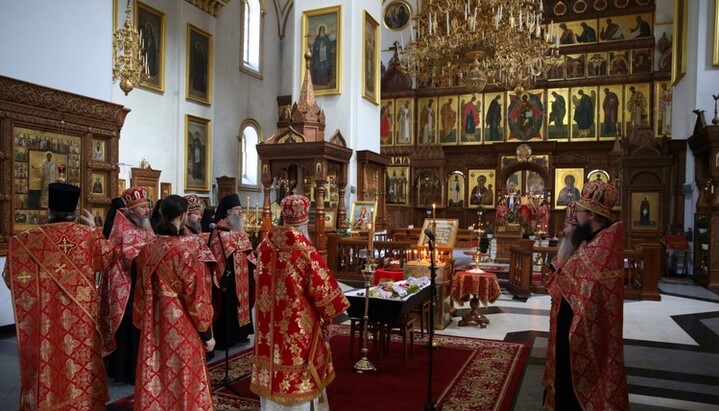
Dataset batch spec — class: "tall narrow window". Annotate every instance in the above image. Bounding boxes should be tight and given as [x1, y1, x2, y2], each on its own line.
[240, 0, 263, 78]
[239, 120, 261, 190]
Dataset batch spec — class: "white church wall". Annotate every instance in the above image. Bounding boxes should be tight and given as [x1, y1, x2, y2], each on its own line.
[0, 0, 113, 101]
[294, 0, 381, 203]
[111, 0, 282, 205]
[212, 0, 282, 207]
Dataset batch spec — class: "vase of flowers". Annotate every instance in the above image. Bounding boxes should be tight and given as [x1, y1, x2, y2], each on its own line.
[336, 219, 351, 237]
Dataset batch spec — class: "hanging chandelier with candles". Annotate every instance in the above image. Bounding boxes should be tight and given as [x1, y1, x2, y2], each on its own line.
[112, 0, 149, 95]
[401, 0, 560, 93]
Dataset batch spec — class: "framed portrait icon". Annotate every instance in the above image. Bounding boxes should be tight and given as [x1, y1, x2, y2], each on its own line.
[554, 168, 584, 208]
[185, 115, 211, 191]
[186, 24, 213, 105]
[383, 0, 411, 31]
[137, 2, 166, 92]
[362, 11, 380, 105]
[349, 200, 377, 232]
[302, 5, 342, 96]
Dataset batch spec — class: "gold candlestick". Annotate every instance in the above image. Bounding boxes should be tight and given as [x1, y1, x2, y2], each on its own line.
[354, 258, 377, 373]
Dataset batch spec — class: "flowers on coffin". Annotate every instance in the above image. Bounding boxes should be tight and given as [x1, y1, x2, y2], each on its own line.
[367, 277, 429, 300]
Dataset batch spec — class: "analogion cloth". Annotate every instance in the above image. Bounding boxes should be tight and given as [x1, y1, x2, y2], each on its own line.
[3, 222, 119, 410]
[251, 226, 350, 405]
[100, 211, 154, 353]
[133, 235, 216, 411]
[450, 271, 502, 307]
[543, 221, 629, 411]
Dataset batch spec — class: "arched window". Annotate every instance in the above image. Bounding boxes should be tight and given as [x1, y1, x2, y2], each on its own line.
[239, 119, 262, 190]
[240, 0, 263, 78]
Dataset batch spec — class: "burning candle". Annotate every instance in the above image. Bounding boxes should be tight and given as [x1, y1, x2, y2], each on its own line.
[432, 203, 436, 221]
[367, 223, 373, 253]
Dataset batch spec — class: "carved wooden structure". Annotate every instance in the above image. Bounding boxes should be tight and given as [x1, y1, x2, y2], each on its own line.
[215, 175, 236, 204]
[507, 240, 661, 301]
[131, 167, 162, 204]
[257, 54, 352, 253]
[688, 123, 719, 292]
[0, 76, 128, 255]
[356, 150, 390, 230]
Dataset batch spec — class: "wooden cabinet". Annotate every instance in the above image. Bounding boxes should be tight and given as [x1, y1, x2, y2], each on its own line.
[216, 175, 236, 204]
[131, 167, 161, 204]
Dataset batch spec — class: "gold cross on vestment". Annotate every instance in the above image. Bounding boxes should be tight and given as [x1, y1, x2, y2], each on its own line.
[16, 271, 32, 285]
[54, 263, 67, 276]
[57, 236, 76, 254]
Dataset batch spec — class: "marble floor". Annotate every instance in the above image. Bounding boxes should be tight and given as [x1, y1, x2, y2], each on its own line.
[1, 279, 718, 410]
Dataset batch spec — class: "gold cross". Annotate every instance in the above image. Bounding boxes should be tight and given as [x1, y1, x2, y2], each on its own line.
[57, 236, 76, 254]
[16, 271, 32, 285]
[54, 263, 67, 275]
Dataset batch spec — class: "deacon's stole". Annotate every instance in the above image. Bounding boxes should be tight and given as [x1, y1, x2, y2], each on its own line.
[100, 211, 154, 354]
[133, 235, 215, 411]
[251, 226, 350, 405]
[208, 219, 257, 327]
[3, 223, 118, 410]
[543, 221, 629, 411]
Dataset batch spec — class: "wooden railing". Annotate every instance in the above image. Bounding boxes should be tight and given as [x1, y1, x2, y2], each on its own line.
[326, 234, 417, 282]
[507, 241, 661, 301]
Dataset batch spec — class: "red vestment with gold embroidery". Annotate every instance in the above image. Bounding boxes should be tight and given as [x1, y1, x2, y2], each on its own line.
[543, 221, 629, 410]
[250, 226, 350, 405]
[99, 212, 154, 353]
[207, 220, 256, 327]
[133, 235, 216, 411]
[3, 222, 119, 410]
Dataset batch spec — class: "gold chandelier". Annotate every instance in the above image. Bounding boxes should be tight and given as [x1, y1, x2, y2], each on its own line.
[401, 0, 559, 93]
[113, 0, 149, 95]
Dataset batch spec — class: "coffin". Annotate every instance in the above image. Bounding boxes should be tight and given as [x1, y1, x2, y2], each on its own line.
[344, 281, 431, 324]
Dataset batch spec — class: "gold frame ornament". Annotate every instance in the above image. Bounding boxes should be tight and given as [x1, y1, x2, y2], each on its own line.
[417, 218, 459, 249]
[714, 1, 719, 66]
[362, 11, 379, 105]
[136, 1, 166, 92]
[383, 0, 412, 31]
[349, 200, 377, 232]
[554, 168, 584, 209]
[184, 115, 211, 191]
[186, 24, 213, 105]
[301, 5, 342, 96]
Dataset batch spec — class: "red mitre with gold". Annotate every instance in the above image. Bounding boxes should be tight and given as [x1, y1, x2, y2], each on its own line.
[122, 187, 150, 209]
[281, 195, 310, 226]
[575, 180, 619, 219]
[184, 194, 205, 215]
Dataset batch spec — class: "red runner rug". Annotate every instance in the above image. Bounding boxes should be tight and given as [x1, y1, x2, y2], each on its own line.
[108, 325, 529, 411]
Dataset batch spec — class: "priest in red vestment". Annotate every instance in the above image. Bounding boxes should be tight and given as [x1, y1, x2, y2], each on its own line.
[251, 194, 350, 409]
[183, 194, 209, 243]
[543, 180, 629, 410]
[3, 183, 120, 410]
[133, 195, 216, 410]
[208, 193, 257, 349]
[102, 186, 155, 383]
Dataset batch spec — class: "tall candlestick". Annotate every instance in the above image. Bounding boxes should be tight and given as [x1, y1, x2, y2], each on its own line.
[432, 203, 436, 222]
[255, 203, 259, 225]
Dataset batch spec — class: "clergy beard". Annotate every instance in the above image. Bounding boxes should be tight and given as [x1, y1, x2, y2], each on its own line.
[226, 214, 244, 230]
[555, 235, 578, 267]
[570, 221, 594, 247]
[186, 221, 202, 234]
[129, 214, 151, 228]
[296, 224, 312, 244]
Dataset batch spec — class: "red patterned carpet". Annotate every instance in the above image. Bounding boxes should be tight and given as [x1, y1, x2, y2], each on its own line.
[109, 325, 529, 411]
